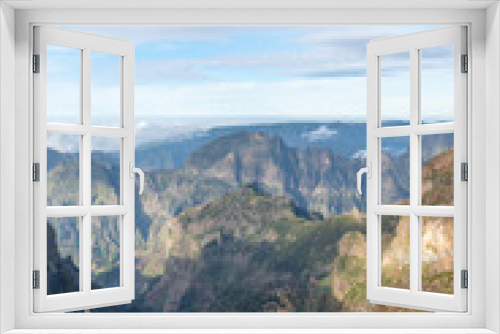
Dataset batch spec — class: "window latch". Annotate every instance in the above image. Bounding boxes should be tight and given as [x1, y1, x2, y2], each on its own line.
[129, 162, 145, 195]
[357, 161, 372, 195]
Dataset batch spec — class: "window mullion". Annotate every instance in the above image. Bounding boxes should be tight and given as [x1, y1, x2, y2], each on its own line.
[89, 205, 129, 216]
[121, 51, 135, 295]
[46, 206, 90, 217]
[373, 205, 411, 216]
[46, 123, 88, 135]
[82, 47, 92, 294]
[82, 47, 91, 210]
[82, 214, 92, 293]
[409, 47, 420, 294]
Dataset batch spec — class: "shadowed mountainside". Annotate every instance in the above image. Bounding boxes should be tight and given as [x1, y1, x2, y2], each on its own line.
[113, 185, 365, 312]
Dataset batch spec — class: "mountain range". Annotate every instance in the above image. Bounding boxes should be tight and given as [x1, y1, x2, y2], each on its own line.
[45, 123, 454, 312]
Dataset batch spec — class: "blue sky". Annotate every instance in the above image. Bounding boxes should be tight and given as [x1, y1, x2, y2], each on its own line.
[49, 26, 453, 124]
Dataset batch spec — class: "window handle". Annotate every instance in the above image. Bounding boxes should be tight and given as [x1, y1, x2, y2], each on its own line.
[129, 162, 145, 195]
[357, 162, 371, 195]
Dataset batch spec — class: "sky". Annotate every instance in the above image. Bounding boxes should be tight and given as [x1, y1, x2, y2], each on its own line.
[47, 25, 454, 125]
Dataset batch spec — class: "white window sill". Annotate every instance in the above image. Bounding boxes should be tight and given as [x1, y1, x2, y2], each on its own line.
[4, 330, 498, 334]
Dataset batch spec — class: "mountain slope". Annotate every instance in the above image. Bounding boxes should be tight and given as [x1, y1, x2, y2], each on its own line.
[132, 185, 365, 312]
[47, 223, 80, 296]
[422, 148, 454, 206]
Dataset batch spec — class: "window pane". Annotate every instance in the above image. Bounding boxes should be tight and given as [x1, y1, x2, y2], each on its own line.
[92, 216, 121, 290]
[421, 133, 454, 206]
[381, 215, 410, 290]
[47, 217, 80, 295]
[91, 52, 121, 127]
[47, 133, 80, 206]
[421, 45, 454, 124]
[381, 136, 410, 205]
[91, 137, 121, 205]
[47, 45, 81, 124]
[421, 216, 454, 294]
[380, 52, 410, 127]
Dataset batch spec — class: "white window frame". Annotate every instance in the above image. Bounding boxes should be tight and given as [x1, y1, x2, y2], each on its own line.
[365, 26, 467, 313]
[4, 5, 498, 334]
[32, 26, 136, 313]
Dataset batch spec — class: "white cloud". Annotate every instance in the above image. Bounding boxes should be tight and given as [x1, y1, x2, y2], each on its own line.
[352, 150, 367, 159]
[302, 125, 338, 142]
[48, 72, 452, 123]
[134, 120, 211, 145]
[133, 78, 367, 118]
[47, 133, 79, 153]
[132, 28, 434, 83]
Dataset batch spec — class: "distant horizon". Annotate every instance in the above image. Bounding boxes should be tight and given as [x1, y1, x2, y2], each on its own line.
[46, 119, 449, 154]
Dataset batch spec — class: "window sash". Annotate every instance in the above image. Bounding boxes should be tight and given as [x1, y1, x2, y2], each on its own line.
[366, 26, 468, 312]
[32, 25, 136, 313]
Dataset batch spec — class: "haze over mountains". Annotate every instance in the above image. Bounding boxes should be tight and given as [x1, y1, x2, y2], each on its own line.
[50, 120, 415, 166]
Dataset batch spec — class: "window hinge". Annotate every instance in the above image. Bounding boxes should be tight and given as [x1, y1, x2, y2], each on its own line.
[461, 54, 468, 73]
[33, 270, 40, 289]
[33, 163, 40, 182]
[461, 162, 468, 181]
[33, 54, 40, 73]
[461, 270, 468, 289]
